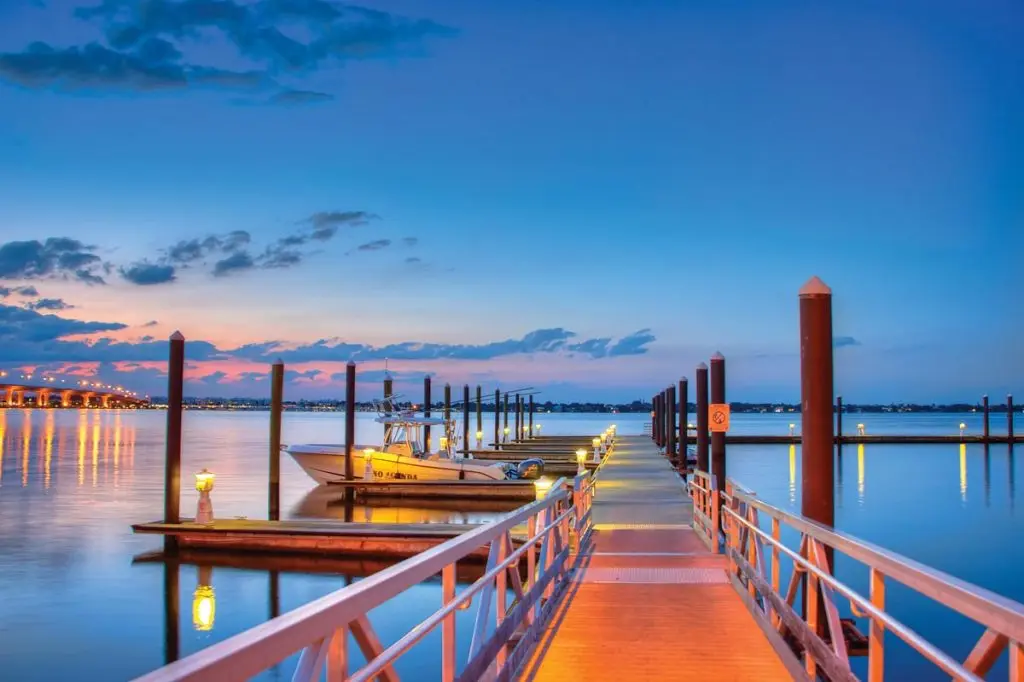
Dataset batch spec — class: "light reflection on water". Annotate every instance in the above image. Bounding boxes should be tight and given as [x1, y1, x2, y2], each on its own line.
[0, 408, 1019, 681]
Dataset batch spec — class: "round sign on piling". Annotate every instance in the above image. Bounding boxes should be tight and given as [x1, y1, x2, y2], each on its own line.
[708, 403, 730, 432]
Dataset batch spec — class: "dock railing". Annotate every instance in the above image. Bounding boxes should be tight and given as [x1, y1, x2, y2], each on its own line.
[689, 468, 1024, 681]
[132, 473, 595, 682]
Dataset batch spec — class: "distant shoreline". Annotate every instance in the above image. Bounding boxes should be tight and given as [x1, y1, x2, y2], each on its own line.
[127, 399, 1017, 414]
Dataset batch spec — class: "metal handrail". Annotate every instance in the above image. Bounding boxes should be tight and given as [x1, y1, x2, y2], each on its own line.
[692, 468, 1024, 681]
[132, 473, 595, 682]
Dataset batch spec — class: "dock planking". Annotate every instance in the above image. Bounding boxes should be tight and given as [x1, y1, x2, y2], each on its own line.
[681, 434, 1020, 444]
[132, 518, 530, 561]
[520, 436, 796, 681]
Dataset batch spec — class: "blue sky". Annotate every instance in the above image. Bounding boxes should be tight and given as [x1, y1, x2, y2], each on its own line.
[0, 0, 1021, 402]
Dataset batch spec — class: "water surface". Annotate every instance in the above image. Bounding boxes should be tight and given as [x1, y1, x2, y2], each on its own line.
[0, 409, 1018, 680]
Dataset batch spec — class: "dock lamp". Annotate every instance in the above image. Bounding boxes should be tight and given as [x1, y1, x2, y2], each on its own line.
[576, 448, 587, 475]
[789, 423, 796, 437]
[592, 437, 601, 462]
[534, 423, 541, 434]
[522, 425, 530, 438]
[599, 432, 607, 454]
[857, 423, 866, 436]
[960, 423, 967, 438]
[363, 448, 375, 481]
[503, 426, 510, 442]
[476, 430, 483, 447]
[194, 469, 215, 525]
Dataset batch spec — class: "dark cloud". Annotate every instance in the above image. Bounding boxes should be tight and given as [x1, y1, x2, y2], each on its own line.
[1, 0, 453, 97]
[165, 230, 251, 265]
[74, 0, 455, 73]
[607, 329, 655, 357]
[0, 285, 40, 298]
[355, 239, 391, 252]
[405, 256, 422, 264]
[267, 89, 334, 105]
[402, 237, 418, 247]
[212, 251, 255, 276]
[120, 261, 177, 285]
[0, 303, 125, 345]
[1, 304, 655, 366]
[306, 210, 377, 231]
[142, 320, 159, 327]
[26, 298, 73, 311]
[0, 237, 106, 284]
[834, 336, 861, 348]
[0, 39, 264, 91]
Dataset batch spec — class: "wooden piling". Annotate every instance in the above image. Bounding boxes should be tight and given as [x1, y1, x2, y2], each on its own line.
[1010, 395, 1015, 442]
[515, 394, 521, 442]
[383, 374, 393, 403]
[462, 384, 470, 454]
[345, 362, 356, 481]
[503, 393, 509, 440]
[650, 395, 656, 441]
[423, 376, 432, 451]
[164, 332, 184, 551]
[444, 384, 451, 423]
[710, 353, 727, 494]
[269, 360, 284, 521]
[656, 392, 664, 447]
[163, 562, 179, 664]
[666, 384, 677, 463]
[678, 377, 688, 473]
[695, 363, 709, 472]
[799, 277, 835, 566]
[476, 386, 483, 444]
[983, 395, 989, 442]
[494, 389, 501, 449]
[528, 395, 534, 439]
[836, 395, 843, 443]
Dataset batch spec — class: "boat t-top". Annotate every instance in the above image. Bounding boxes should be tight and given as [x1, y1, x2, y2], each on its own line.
[286, 397, 545, 485]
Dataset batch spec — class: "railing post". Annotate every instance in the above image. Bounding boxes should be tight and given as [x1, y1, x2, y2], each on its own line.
[710, 486, 720, 555]
[868, 568, 885, 682]
[441, 564, 456, 682]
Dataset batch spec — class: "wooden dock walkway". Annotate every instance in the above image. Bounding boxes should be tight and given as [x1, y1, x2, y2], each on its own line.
[521, 436, 798, 681]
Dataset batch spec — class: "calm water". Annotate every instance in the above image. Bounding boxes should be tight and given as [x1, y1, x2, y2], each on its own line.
[0, 408, 1019, 680]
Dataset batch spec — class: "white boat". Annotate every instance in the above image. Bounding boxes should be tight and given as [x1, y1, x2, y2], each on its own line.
[286, 404, 545, 485]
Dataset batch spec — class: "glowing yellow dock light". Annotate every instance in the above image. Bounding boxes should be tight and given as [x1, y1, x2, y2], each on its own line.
[857, 423, 866, 436]
[576, 448, 587, 474]
[476, 430, 483, 446]
[534, 423, 541, 433]
[194, 469, 215, 525]
[789, 423, 796, 436]
[959, 422, 967, 438]
[363, 448, 375, 480]
[592, 437, 601, 462]
[503, 426, 510, 442]
[534, 476, 554, 498]
[439, 436, 449, 452]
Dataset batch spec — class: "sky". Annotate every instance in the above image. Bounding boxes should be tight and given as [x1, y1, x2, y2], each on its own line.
[0, 0, 1021, 403]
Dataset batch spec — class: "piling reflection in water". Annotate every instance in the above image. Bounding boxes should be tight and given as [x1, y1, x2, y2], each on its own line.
[43, 411, 54, 489]
[788, 444, 796, 504]
[857, 443, 865, 503]
[959, 443, 967, 502]
[22, 409, 31, 486]
[1010, 445, 1016, 511]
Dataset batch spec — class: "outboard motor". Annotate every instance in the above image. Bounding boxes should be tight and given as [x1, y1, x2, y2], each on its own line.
[514, 458, 545, 480]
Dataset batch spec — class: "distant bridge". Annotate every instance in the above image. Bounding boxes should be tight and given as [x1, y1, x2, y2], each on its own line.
[0, 373, 148, 408]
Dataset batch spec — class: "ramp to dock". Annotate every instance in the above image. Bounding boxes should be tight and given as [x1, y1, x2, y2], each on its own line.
[520, 436, 795, 681]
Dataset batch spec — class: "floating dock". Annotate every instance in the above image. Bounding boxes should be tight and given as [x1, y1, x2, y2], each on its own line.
[322, 478, 538, 501]
[132, 519, 529, 561]
[680, 434, 1020, 445]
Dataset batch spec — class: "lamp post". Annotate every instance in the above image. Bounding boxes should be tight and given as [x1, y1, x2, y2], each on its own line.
[857, 423, 866, 436]
[363, 448, 375, 481]
[194, 469, 215, 525]
[960, 422, 967, 439]
[592, 437, 601, 462]
[476, 430, 483, 448]
[576, 448, 587, 475]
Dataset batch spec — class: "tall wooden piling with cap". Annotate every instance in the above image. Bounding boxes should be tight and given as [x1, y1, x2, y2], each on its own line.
[423, 376, 432, 451]
[268, 359, 284, 521]
[345, 362, 356, 481]
[476, 385, 483, 445]
[799, 277, 836, 558]
[528, 395, 534, 439]
[678, 377, 688, 473]
[666, 384, 676, 463]
[164, 332, 185, 550]
[695, 363, 709, 472]
[1010, 395, 1015, 442]
[462, 384, 470, 454]
[710, 353, 727, 492]
[983, 395, 990, 442]
[493, 389, 501, 449]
